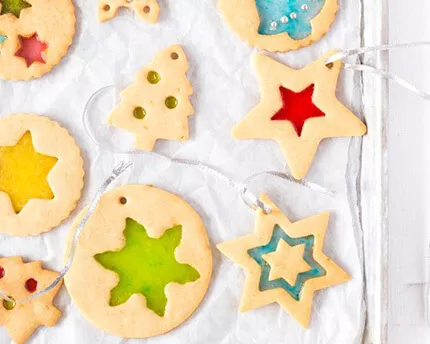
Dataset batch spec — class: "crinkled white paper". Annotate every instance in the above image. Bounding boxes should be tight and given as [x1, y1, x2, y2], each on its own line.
[0, 0, 365, 343]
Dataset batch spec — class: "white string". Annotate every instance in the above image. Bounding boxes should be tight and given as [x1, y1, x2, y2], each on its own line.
[326, 41, 430, 64]
[337, 42, 430, 326]
[4, 161, 132, 305]
[82, 85, 336, 214]
[326, 42, 430, 102]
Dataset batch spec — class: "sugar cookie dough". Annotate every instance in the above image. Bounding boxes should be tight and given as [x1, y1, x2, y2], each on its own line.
[219, 0, 338, 52]
[65, 185, 212, 338]
[0, 114, 84, 236]
[0, 0, 76, 80]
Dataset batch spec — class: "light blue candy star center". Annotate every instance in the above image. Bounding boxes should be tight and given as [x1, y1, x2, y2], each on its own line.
[255, 0, 326, 40]
[248, 224, 326, 301]
[0, 34, 7, 45]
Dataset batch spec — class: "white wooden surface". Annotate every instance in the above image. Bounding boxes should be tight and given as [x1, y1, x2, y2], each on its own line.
[389, 0, 430, 343]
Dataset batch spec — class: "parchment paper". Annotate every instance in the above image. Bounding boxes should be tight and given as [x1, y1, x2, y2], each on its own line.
[0, 0, 365, 343]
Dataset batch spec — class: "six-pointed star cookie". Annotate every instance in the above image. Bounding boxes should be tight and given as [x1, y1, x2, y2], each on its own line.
[232, 51, 367, 179]
[217, 194, 350, 328]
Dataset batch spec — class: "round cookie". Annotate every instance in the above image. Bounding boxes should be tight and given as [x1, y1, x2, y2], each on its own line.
[65, 185, 213, 338]
[0, 114, 84, 236]
[218, 0, 338, 52]
[0, 0, 76, 80]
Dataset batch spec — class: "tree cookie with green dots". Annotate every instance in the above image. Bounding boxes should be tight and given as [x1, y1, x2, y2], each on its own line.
[219, 0, 338, 52]
[108, 45, 194, 151]
[65, 185, 212, 338]
[98, 0, 160, 23]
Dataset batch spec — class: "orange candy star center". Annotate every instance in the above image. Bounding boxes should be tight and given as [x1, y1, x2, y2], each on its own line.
[15, 33, 48, 67]
[271, 84, 325, 137]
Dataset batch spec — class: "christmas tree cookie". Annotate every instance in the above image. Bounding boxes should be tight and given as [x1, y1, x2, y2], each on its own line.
[219, 0, 338, 52]
[233, 51, 367, 179]
[0, 114, 84, 236]
[98, 0, 160, 23]
[0, 256, 62, 344]
[0, 0, 76, 80]
[108, 45, 194, 151]
[217, 194, 350, 328]
[65, 185, 212, 338]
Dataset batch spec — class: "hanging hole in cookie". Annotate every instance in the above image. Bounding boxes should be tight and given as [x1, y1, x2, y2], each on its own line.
[326, 62, 334, 69]
[2, 296, 15, 311]
[171, 52, 179, 60]
[143, 6, 151, 13]
[147, 71, 161, 84]
[103, 4, 110, 11]
[165, 96, 178, 109]
[119, 197, 127, 205]
[126, 0, 133, 3]
[133, 107, 146, 119]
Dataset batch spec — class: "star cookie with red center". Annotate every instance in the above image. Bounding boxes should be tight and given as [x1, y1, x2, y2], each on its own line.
[232, 51, 367, 179]
[0, 256, 62, 344]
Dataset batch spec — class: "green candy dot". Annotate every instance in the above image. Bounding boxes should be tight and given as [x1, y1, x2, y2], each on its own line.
[165, 96, 178, 109]
[94, 218, 200, 317]
[3, 296, 16, 310]
[133, 107, 146, 120]
[147, 71, 161, 84]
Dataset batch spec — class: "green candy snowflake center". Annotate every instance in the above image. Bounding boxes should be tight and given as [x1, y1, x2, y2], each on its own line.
[94, 218, 200, 317]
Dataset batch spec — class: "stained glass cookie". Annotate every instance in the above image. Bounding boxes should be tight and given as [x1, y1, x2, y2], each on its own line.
[65, 185, 212, 338]
[0, 256, 62, 344]
[0, 114, 84, 236]
[219, 0, 338, 52]
[217, 194, 350, 328]
[0, 0, 76, 80]
[233, 51, 366, 179]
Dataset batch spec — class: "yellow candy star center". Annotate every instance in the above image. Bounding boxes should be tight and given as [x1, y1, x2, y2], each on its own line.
[0, 131, 58, 213]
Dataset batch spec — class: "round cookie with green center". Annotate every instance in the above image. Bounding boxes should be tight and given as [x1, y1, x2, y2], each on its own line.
[65, 185, 213, 338]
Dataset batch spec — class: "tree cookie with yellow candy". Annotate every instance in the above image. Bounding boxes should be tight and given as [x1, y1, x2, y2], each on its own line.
[0, 114, 84, 236]
[108, 45, 194, 151]
[233, 51, 367, 179]
[65, 185, 212, 338]
[98, 0, 159, 23]
[0, 256, 62, 344]
[219, 0, 337, 52]
[217, 194, 350, 328]
[0, 0, 76, 80]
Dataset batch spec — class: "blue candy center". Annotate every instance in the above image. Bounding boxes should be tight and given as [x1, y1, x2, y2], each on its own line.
[248, 224, 326, 301]
[255, 0, 326, 40]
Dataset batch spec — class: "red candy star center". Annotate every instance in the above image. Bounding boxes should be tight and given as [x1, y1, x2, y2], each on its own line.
[271, 84, 326, 137]
[15, 33, 48, 67]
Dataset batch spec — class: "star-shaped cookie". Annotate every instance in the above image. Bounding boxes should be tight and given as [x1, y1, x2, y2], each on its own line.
[0, 256, 62, 344]
[233, 51, 367, 179]
[217, 194, 350, 328]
